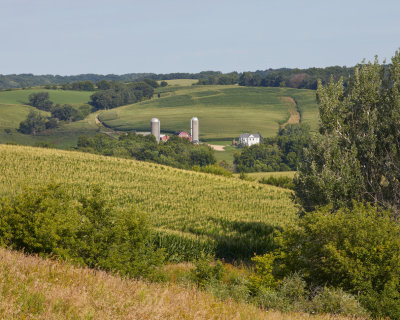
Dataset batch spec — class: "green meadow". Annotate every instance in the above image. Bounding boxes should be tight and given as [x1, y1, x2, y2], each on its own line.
[99, 86, 318, 141]
[0, 88, 93, 106]
[0, 89, 97, 148]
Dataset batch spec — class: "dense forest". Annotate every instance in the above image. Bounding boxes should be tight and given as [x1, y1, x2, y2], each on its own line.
[0, 67, 353, 90]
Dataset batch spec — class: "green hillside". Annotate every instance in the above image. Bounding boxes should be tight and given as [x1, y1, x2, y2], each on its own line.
[99, 86, 318, 142]
[0, 89, 98, 148]
[0, 144, 297, 260]
[0, 85, 317, 151]
[0, 88, 92, 106]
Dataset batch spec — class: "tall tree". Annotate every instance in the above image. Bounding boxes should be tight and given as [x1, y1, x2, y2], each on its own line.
[294, 52, 400, 214]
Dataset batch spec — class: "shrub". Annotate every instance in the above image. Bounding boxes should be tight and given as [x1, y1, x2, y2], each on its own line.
[276, 201, 400, 318]
[259, 176, 294, 189]
[191, 255, 225, 288]
[0, 184, 165, 278]
[311, 287, 368, 317]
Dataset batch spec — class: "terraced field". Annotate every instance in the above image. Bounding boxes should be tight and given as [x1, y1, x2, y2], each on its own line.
[0, 144, 298, 260]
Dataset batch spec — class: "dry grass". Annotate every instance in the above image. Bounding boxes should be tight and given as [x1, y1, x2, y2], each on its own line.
[0, 248, 363, 320]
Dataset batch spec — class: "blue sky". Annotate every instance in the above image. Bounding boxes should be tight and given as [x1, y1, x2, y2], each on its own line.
[0, 0, 399, 75]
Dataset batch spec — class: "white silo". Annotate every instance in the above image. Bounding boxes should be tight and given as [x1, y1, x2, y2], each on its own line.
[191, 117, 199, 144]
[151, 118, 160, 143]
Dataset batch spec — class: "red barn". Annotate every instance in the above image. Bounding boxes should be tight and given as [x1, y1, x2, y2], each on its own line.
[174, 131, 192, 142]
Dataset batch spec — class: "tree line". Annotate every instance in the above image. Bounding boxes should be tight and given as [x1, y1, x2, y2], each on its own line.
[0, 67, 354, 90]
[77, 133, 216, 169]
[234, 124, 311, 172]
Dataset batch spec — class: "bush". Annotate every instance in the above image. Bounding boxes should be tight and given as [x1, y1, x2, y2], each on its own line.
[259, 176, 294, 189]
[0, 184, 165, 278]
[191, 255, 225, 288]
[311, 287, 368, 317]
[277, 201, 400, 318]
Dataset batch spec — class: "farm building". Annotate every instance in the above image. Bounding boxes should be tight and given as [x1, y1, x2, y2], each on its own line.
[239, 133, 262, 147]
[174, 131, 192, 142]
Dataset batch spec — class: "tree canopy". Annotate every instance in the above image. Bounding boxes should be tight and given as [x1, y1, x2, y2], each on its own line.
[294, 52, 400, 214]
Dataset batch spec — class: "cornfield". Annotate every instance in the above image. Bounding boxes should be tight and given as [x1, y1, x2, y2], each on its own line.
[0, 145, 298, 260]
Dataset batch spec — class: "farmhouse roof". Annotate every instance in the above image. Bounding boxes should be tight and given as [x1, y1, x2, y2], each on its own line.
[239, 133, 261, 139]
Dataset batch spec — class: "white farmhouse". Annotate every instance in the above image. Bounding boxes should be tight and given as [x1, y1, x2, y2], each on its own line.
[239, 133, 262, 147]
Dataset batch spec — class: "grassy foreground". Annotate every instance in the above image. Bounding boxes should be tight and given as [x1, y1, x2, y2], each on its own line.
[0, 248, 362, 320]
[0, 144, 297, 260]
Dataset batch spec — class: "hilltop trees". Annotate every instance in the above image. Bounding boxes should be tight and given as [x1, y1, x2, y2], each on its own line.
[28, 92, 53, 111]
[294, 52, 400, 214]
[90, 81, 154, 110]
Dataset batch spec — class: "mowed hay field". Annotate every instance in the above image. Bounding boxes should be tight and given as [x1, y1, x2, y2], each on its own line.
[99, 86, 318, 141]
[0, 89, 98, 148]
[0, 144, 297, 260]
[0, 248, 359, 320]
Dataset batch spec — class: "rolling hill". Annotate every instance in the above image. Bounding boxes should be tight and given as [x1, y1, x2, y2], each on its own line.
[99, 85, 318, 143]
[0, 144, 297, 260]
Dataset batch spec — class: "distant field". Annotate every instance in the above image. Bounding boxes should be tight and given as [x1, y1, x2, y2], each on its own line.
[0, 89, 98, 148]
[234, 171, 296, 181]
[0, 88, 93, 106]
[0, 145, 297, 260]
[99, 86, 317, 141]
[160, 79, 198, 86]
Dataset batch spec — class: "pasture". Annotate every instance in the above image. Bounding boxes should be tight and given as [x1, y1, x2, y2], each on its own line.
[0, 144, 298, 260]
[0, 88, 93, 106]
[99, 86, 318, 141]
[160, 79, 198, 86]
[0, 89, 98, 148]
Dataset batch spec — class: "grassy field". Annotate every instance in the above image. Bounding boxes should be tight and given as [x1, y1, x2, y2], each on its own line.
[0, 105, 100, 148]
[0, 88, 93, 106]
[0, 248, 359, 320]
[0, 144, 298, 260]
[0, 88, 99, 148]
[99, 86, 317, 141]
[160, 79, 198, 86]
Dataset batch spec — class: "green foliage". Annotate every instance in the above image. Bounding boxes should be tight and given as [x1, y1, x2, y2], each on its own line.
[277, 202, 400, 318]
[0, 184, 165, 278]
[160, 80, 168, 87]
[248, 253, 278, 294]
[311, 287, 368, 317]
[234, 124, 310, 172]
[295, 52, 400, 213]
[51, 104, 77, 121]
[77, 133, 216, 170]
[191, 255, 225, 288]
[28, 92, 53, 111]
[61, 80, 95, 91]
[259, 176, 294, 189]
[18, 110, 47, 135]
[90, 81, 154, 110]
